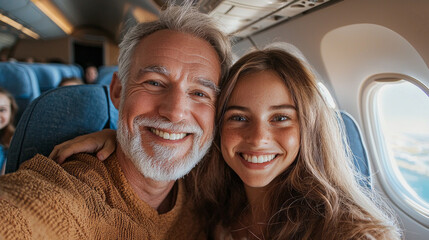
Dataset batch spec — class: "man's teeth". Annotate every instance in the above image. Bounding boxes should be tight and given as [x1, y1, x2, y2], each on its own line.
[151, 128, 186, 140]
[242, 154, 276, 163]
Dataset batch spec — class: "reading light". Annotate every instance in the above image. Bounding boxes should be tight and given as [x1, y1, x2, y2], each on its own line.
[0, 13, 39, 39]
[31, 0, 73, 34]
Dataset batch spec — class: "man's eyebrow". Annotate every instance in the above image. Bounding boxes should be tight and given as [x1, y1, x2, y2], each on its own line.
[135, 67, 220, 94]
[137, 66, 170, 78]
[195, 77, 220, 95]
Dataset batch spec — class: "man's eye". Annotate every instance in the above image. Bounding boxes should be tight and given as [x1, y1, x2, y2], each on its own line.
[193, 91, 206, 97]
[146, 80, 160, 86]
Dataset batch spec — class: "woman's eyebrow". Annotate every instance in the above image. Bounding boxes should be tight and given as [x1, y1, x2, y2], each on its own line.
[226, 104, 296, 112]
[225, 105, 248, 112]
[270, 104, 296, 110]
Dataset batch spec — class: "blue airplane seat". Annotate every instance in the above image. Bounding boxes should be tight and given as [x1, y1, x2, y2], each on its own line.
[25, 63, 63, 92]
[340, 111, 371, 189]
[96, 66, 118, 86]
[73, 64, 84, 79]
[0, 62, 41, 123]
[50, 63, 74, 79]
[6, 85, 118, 173]
[0, 144, 6, 174]
[70, 64, 83, 78]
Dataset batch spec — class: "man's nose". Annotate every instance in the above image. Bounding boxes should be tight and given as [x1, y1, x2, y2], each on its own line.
[158, 89, 188, 123]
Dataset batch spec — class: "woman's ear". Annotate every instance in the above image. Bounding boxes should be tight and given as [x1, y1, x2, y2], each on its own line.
[109, 72, 121, 110]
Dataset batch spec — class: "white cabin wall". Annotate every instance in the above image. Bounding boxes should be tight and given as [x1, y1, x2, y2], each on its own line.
[320, 23, 429, 117]
[232, 0, 429, 112]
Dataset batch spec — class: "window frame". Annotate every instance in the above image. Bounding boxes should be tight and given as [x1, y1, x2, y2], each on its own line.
[361, 73, 429, 226]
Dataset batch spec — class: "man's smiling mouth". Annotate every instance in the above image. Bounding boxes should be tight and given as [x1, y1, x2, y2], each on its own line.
[150, 127, 188, 140]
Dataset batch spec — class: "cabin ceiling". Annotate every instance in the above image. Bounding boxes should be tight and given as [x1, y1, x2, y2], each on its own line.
[0, 0, 338, 49]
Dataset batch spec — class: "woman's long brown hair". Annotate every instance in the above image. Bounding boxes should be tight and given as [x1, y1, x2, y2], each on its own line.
[186, 47, 400, 239]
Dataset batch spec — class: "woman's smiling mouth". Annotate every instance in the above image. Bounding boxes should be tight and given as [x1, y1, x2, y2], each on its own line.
[240, 153, 279, 164]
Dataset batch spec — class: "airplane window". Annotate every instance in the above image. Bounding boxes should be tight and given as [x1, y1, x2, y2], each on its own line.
[373, 79, 429, 214]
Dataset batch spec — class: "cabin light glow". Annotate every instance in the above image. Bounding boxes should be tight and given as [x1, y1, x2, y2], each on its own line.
[132, 6, 159, 23]
[20, 28, 40, 39]
[0, 13, 39, 39]
[31, 0, 73, 35]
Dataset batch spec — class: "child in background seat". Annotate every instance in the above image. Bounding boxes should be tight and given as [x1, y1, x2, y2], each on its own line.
[0, 87, 18, 174]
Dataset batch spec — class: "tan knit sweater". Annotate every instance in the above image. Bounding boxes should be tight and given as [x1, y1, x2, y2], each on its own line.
[0, 153, 205, 240]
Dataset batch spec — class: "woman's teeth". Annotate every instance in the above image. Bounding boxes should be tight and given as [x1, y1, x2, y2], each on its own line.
[242, 153, 276, 163]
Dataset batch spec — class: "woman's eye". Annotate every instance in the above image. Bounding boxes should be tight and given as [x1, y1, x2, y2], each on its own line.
[230, 115, 247, 121]
[272, 115, 288, 122]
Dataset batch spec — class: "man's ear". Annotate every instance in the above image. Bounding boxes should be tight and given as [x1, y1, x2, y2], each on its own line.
[110, 72, 122, 110]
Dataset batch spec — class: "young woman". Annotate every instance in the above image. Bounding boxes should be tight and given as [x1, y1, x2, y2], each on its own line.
[50, 45, 401, 239]
[187, 45, 401, 239]
[0, 87, 18, 174]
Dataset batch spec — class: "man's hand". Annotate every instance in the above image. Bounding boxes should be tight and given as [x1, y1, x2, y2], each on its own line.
[49, 129, 117, 164]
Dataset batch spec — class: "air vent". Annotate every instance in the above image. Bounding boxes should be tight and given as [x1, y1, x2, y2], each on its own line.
[210, 0, 334, 38]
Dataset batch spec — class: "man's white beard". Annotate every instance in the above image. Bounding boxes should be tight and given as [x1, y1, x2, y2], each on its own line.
[117, 115, 213, 181]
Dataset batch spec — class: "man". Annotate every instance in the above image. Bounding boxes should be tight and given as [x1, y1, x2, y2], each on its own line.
[0, 4, 231, 239]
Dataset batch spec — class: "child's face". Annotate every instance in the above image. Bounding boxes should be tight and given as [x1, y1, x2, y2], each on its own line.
[0, 93, 12, 130]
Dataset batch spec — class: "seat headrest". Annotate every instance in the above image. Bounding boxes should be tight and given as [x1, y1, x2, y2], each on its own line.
[6, 85, 118, 173]
[340, 111, 371, 189]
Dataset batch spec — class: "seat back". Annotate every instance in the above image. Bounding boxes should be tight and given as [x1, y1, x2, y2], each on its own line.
[0, 145, 6, 175]
[340, 111, 371, 188]
[6, 85, 118, 173]
[0, 62, 41, 123]
[49, 63, 81, 79]
[70, 64, 83, 79]
[25, 63, 63, 93]
[96, 66, 118, 85]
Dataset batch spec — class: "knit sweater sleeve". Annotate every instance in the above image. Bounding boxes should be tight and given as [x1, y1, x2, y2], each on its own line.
[0, 153, 207, 239]
[0, 154, 93, 239]
[0, 199, 31, 240]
